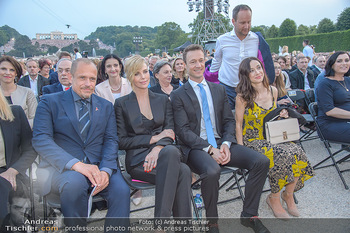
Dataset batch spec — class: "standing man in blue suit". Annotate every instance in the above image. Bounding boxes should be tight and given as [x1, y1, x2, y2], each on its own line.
[43, 58, 73, 95]
[33, 58, 130, 232]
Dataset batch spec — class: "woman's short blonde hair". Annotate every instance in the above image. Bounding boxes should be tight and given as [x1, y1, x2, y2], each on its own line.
[124, 55, 147, 89]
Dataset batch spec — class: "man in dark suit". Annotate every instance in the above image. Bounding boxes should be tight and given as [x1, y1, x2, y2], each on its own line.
[49, 51, 72, 84]
[43, 58, 72, 95]
[18, 59, 49, 100]
[310, 55, 326, 78]
[171, 44, 270, 233]
[289, 54, 315, 90]
[32, 58, 130, 232]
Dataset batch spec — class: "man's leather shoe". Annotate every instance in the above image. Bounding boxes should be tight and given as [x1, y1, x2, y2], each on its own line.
[240, 215, 270, 233]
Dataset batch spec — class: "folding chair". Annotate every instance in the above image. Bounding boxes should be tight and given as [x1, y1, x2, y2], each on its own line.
[309, 102, 350, 190]
[288, 89, 318, 144]
[191, 166, 247, 218]
[117, 152, 156, 213]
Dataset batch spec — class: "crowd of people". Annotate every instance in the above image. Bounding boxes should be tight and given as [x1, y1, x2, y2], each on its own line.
[0, 3, 349, 233]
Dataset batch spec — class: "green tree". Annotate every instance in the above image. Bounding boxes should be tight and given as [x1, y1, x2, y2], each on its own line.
[266, 25, 279, 38]
[13, 35, 42, 57]
[251, 26, 266, 38]
[296, 24, 310, 35]
[47, 46, 59, 54]
[279, 19, 297, 37]
[317, 18, 335, 33]
[0, 30, 8, 46]
[336, 7, 350, 31]
[155, 22, 187, 51]
[309, 25, 317, 34]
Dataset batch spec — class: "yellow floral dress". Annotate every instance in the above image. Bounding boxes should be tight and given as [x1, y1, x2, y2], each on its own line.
[243, 101, 314, 193]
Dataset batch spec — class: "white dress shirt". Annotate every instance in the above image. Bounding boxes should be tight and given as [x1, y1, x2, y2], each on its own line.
[29, 75, 38, 96]
[210, 30, 259, 87]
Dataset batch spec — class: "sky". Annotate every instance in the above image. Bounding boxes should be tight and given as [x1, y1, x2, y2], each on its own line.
[0, 0, 349, 40]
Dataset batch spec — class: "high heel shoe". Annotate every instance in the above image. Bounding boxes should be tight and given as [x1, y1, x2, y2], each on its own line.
[266, 194, 290, 220]
[131, 190, 142, 206]
[281, 191, 300, 217]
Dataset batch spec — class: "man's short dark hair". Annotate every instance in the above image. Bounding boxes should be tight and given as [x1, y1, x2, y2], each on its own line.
[59, 51, 72, 60]
[74, 48, 79, 53]
[183, 44, 204, 64]
[303, 39, 309, 45]
[232, 4, 252, 21]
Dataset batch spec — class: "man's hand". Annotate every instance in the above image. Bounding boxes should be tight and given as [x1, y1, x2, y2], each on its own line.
[92, 171, 110, 196]
[210, 147, 225, 165]
[71, 162, 101, 187]
[220, 144, 231, 165]
[144, 146, 162, 172]
[0, 168, 19, 191]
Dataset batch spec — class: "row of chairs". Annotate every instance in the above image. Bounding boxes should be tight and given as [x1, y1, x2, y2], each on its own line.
[39, 153, 247, 232]
[287, 88, 349, 190]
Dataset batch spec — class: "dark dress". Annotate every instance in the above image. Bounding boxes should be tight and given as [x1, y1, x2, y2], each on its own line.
[149, 83, 179, 98]
[316, 76, 350, 143]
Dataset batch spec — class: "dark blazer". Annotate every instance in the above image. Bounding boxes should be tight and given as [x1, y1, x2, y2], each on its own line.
[32, 89, 119, 195]
[149, 83, 179, 97]
[170, 81, 236, 160]
[49, 71, 59, 85]
[310, 65, 321, 78]
[0, 105, 36, 175]
[114, 91, 174, 172]
[17, 74, 50, 97]
[42, 82, 64, 95]
[289, 68, 315, 90]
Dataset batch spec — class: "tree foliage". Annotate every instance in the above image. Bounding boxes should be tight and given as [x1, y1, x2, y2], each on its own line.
[296, 24, 310, 35]
[336, 7, 350, 31]
[279, 19, 297, 37]
[317, 18, 335, 33]
[0, 25, 22, 46]
[266, 25, 279, 38]
[155, 22, 187, 51]
[10, 35, 43, 57]
[251, 26, 266, 38]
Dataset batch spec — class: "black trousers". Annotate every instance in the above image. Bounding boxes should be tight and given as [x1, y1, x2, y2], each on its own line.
[187, 143, 269, 219]
[129, 145, 192, 219]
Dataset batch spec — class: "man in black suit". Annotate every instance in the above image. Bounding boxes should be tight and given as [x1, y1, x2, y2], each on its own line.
[310, 55, 326, 78]
[49, 51, 72, 84]
[18, 59, 49, 100]
[289, 54, 315, 90]
[171, 44, 270, 233]
[43, 58, 72, 95]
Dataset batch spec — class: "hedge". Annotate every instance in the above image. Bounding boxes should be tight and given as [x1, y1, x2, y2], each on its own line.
[266, 29, 350, 53]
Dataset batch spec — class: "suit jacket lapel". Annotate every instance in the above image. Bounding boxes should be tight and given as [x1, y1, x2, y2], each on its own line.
[207, 82, 219, 129]
[149, 91, 162, 125]
[125, 92, 144, 134]
[61, 89, 81, 140]
[86, 94, 101, 142]
[184, 81, 201, 123]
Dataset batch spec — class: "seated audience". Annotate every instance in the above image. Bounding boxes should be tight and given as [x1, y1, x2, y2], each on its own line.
[150, 60, 178, 98]
[272, 61, 292, 106]
[0, 56, 37, 128]
[235, 57, 314, 219]
[49, 51, 72, 84]
[32, 58, 130, 232]
[95, 54, 132, 104]
[114, 55, 191, 227]
[0, 91, 36, 230]
[316, 51, 350, 143]
[43, 58, 73, 95]
[171, 44, 270, 233]
[38, 58, 51, 79]
[171, 57, 188, 86]
[289, 54, 315, 90]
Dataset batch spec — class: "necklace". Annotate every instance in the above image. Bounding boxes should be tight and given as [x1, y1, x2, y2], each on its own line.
[337, 80, 349, 91]
[161, 86, 172, 95]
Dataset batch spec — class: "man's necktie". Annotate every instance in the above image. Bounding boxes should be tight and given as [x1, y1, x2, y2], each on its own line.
[79, 99, 90, 143]
[197, 83, 217, 148]
[65, 87, 70, 91]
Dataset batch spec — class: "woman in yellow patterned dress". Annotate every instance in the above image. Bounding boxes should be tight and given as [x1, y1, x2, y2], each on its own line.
[235, 57, 314, 219]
